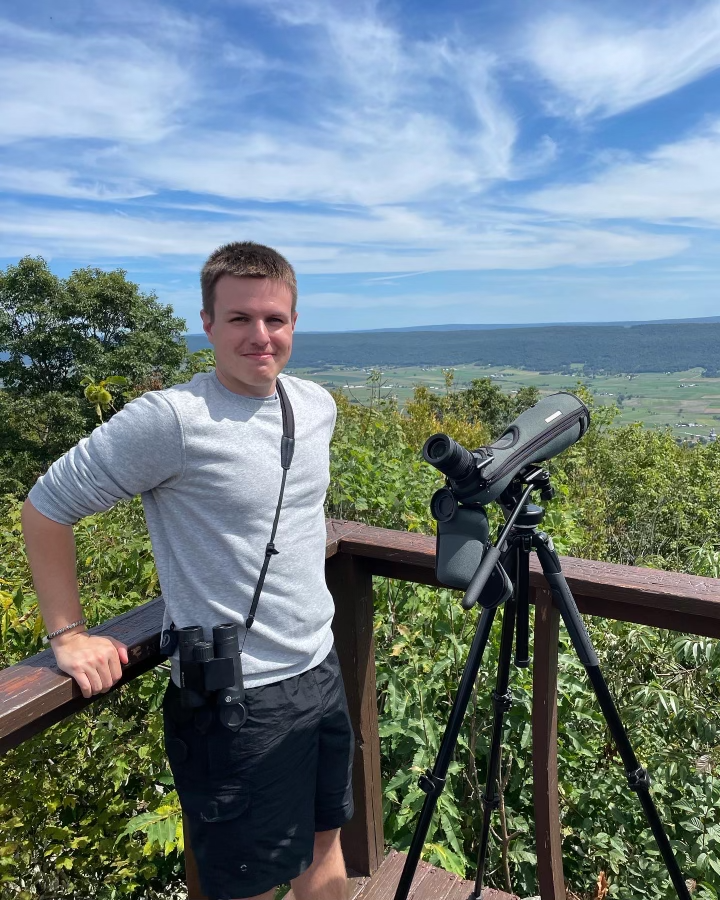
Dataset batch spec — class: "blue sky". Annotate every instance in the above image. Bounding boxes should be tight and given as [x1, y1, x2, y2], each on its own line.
[1, 0, 720, 332]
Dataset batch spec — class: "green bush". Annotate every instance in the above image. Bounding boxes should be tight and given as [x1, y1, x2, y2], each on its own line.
[1, 376, 720, 898]
[0, 496, 185, 899]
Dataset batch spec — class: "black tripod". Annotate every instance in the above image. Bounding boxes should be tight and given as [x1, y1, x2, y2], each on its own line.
[393, 470, 691, 900]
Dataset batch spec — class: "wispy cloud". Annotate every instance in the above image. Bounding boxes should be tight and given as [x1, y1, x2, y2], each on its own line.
[525, 120, 720, 224]
[0, 166, 149, 201]
[0, 1, 522, 205]
[0, 18, 193, 144]
[0, 201, 687, 272]
[525, 2, 720, 119]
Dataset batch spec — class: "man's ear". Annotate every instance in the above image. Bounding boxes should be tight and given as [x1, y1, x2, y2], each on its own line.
[291, 311, 298, 332]
[200, 309, 214, 342]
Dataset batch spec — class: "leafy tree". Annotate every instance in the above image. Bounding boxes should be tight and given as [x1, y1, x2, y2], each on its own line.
[0, 496, 185, 898]
[0, 257, 196, 495]
[0, 257, 188, 398]
[0, 392, 87, 495]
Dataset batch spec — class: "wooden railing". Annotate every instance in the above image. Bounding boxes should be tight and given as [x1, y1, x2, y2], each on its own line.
[2, 519, 720, 899]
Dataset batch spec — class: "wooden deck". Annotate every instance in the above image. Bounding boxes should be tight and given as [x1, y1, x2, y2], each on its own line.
[285, 851, 518, 900]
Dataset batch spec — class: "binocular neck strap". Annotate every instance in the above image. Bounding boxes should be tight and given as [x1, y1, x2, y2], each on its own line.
[243, 379, 295, 637]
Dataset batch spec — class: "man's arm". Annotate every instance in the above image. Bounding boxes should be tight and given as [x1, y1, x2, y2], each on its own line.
[22, 498, 128, 698]
[21, 390, 184, 697]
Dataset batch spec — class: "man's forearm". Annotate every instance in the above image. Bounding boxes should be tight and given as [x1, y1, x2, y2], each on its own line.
[21, 498, 86, 638]
[21, 498, 129, 698]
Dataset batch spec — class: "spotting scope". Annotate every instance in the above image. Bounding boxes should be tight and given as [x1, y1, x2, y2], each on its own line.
[423, 391, 589, 509]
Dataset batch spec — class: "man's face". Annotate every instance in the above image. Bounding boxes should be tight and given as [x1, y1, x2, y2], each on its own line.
[201, 275, 297, 397]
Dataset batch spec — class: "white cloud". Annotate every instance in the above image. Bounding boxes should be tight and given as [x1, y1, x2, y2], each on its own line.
[525, 3, 720, 118]
[0, 18, 193, 144]
[0, 202, 687, 273]
[0, 166, 149, 200]
[211, 0, 519, 195]
[0, 2, 521, 206]
[122, 118, 482, 205]
[525, 120, 720, 224]
[0, 0, 714, 304]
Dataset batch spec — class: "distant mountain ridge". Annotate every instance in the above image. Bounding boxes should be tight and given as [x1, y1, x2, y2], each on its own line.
[184, 314, 720, 344]
[183, 320, 720, 375]
[344, 315, 720, 333]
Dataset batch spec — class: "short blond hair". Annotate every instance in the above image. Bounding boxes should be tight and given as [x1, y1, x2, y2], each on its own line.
[200, 241, 297, 321]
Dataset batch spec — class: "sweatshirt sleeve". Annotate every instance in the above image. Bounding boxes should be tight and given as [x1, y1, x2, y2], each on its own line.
[27, 391, 185, 525]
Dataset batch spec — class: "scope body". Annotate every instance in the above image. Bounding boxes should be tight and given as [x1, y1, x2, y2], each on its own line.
[424, 392, 589, 508]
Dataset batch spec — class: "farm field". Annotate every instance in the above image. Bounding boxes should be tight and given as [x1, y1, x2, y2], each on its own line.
[287, 364, 720, 441]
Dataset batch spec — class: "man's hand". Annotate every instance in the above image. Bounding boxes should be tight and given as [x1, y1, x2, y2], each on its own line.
[51, 631, 129, 699]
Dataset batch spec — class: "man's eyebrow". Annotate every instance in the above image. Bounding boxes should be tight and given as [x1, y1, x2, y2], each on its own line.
[225, 309, 289, 318]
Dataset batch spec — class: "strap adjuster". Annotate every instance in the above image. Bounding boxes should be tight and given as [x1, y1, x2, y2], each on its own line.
[418, 769, 446, 797]
[627, 767, 651, 791]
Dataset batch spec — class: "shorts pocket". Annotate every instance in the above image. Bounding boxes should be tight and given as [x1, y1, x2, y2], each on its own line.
[165, 735, 189, 767]
[183, 786, 251, 824]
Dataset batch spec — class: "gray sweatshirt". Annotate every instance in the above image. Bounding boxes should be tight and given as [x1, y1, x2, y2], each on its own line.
[28, 371, 337, 687]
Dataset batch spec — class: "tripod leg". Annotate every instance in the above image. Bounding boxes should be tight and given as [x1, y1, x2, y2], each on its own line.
[473, 591, 517, 899]
[533, 533, 692, 900]
[394, 605, 497, 900]
[515, 536, 531, 668]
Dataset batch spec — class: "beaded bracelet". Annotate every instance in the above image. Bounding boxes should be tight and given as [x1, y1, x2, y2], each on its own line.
[42, 617, 87, 645]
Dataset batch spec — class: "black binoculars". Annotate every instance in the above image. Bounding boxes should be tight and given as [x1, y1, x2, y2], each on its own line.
[177, 623, 247, 730]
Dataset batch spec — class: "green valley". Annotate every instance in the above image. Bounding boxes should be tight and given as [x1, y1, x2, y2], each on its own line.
[288, 364, 720, 442]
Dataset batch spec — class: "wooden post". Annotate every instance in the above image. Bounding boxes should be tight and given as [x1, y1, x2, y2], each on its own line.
[326, 551, 384, 876]
[532, 587, 565, 900]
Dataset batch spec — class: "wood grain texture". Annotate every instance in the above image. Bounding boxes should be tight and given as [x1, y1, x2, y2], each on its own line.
[0, 598, 165, 754]
[327, 551, 385, 877]
[352, 850, 518, 900]
[532, 588, 565, 900]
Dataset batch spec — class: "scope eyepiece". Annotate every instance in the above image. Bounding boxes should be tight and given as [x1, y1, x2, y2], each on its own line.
[423, 433, 477, 483]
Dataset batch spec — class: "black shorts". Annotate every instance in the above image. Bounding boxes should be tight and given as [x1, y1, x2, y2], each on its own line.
[162, 645, 355, 900]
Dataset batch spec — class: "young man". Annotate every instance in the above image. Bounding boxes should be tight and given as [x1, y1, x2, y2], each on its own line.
[22, 243, 354, 900]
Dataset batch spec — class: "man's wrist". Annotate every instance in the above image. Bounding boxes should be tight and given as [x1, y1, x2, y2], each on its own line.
[49, 627, 90, 649]
[43, 619, 88, 646]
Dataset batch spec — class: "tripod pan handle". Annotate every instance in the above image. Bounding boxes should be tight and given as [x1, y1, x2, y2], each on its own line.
[462, 546, 502, 610]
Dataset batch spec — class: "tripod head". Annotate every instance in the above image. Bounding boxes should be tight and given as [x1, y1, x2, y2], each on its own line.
[431, 462, 554, 597]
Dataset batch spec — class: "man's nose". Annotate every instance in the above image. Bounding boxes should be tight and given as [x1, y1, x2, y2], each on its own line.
[249, 320, 270, 344]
